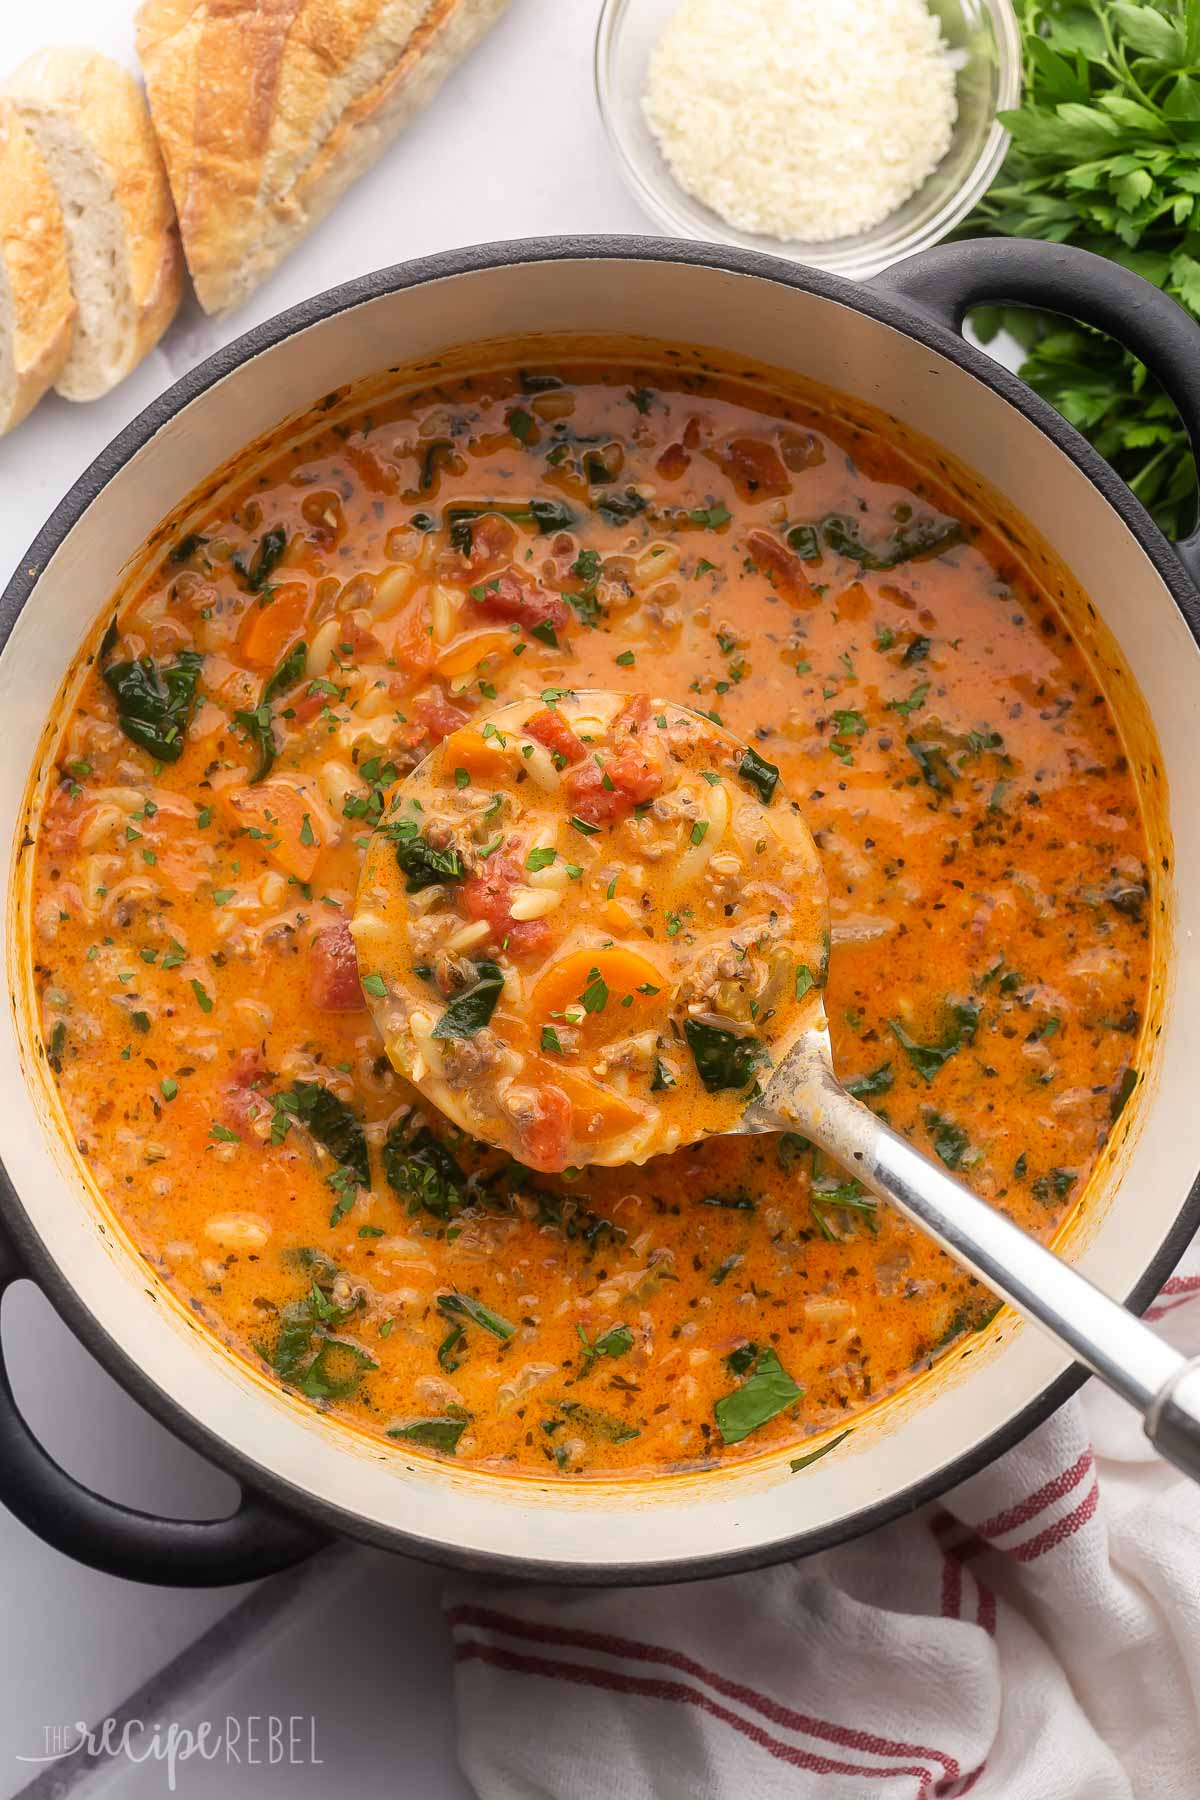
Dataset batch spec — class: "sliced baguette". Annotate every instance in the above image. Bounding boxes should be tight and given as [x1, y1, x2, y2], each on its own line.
[0, 99, 75, 434]
[136, 0, 511, 317]
[5, 49, 183, 402]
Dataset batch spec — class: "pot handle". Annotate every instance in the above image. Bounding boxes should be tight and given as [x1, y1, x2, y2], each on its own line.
[873, 238, 1200, 593]
[0, 1224, 329, 1587]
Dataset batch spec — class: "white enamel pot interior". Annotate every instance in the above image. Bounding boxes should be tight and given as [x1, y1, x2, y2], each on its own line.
[2, 237, 1200, 1586]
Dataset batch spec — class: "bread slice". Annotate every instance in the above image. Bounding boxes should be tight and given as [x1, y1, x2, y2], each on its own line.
[0, 99, 75, 434]
[5, 49, 183, 402]
[136, 0, 511, 317]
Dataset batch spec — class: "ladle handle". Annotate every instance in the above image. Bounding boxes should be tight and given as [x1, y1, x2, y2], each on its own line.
[794, 1071, 1200, 1482]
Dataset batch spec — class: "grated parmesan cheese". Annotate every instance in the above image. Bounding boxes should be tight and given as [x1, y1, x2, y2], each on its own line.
[643, 0, 960, 244]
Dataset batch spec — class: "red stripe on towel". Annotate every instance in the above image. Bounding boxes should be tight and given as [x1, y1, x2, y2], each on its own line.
[455, 1639, 941, 1793]
[1011, 1477, 1100, 1563]
[448, 1602, 962, 1781]
[973, 1448, 1094, 1539]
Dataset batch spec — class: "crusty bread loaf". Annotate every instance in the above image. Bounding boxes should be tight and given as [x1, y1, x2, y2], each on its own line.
[0, 99, 75, 433]
[5, 49, 183, 402]
[136, 0, 511, 317]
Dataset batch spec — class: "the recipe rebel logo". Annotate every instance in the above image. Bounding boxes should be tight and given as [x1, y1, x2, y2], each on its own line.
[15, 1713, 323, 1791]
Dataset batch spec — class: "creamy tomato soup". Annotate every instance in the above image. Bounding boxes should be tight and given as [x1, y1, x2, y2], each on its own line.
[28, 356, 1153, 1477]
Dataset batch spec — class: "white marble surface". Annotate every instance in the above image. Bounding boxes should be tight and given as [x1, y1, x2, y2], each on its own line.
[0, 1, 644, 1794]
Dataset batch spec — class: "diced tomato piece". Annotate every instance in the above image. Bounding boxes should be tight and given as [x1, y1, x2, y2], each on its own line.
[524, 708, 587, 764]
[412, 690, 469, 745]
[289, 688, 329, 724]
[516, 1084, 573, 1173]
[309, 921, 365, 1012]
[613, 693, 653, 737]
[469, 567, 568, 633]
[390, 594, 437, 676]
[564, 731, 664, 825]
[343, 442, 398, 495]
[711, 436, 790, 499]
[456, 513, 517, 574]
[745, 529, 815, 606]
[339, 619, 382, 660]
[462, 853, 550, 957]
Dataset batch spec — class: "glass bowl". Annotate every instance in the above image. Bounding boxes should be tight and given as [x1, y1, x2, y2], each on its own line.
[595, 0, 1022, 280]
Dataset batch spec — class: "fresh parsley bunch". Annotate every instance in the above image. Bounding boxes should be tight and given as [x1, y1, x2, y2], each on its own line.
[964, 0, 1200, 536]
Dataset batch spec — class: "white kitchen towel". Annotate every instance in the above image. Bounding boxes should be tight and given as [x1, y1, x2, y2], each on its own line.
[447, 1252, 1200, 1799]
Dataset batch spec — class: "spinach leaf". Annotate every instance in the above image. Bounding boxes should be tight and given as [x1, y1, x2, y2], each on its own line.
[578, 1321, 634, 1373]
[169, 532, 207, 565]
[437, 1290, 515, 1341]
[889, 998, 979, 1085]
[555, 1400, 639, 1443]
[790, 1428, 852, 1473]
[777, 1131, 810, 1172]
[267, 1256, 373, 1399]
[822, 513, 964, 570]
[714, 1347, 802, 1445]
[1111, 1065, 1138, 1122]
[233, 701, 276, 783]
[437, 1324, 466, 1372]
[388, 1411, 470, 1454]
[906, 734, 955, 795]
[233, 638, 309, 782]
[923, 1109, 970, 1170]
[419, 439, 458, 492]
[684, 1019, 770, 1092]
[846, 1063, 893, 1099]
[383, 1119, 469, 1219]
[445, 498, 576, 553]
[786, 523, 821, 560]
[299, 1337, 378, 1400]
[737, 744, 780, 805]
[595, 488, 648, 526]
[272, 1082, 370, 1188]
[1032, 1167, 1077, 1205]
[262, 638, 308, 706]
[102, 651, 203, 762]
[395, 832, 466, 892]
[432, 961, 504, 1039]
[650, 1056, 676, 1092]
[234, 525, 288, 591]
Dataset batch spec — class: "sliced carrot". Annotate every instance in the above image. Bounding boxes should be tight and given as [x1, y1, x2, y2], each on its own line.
[548, 1063, 651, 1141]
[601, 898, 636, 933]
[217, 776, 331, 882]
[440, 726, 510, 781]
[531, 946, 665, 1046]
[236, 581, 309, 669]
